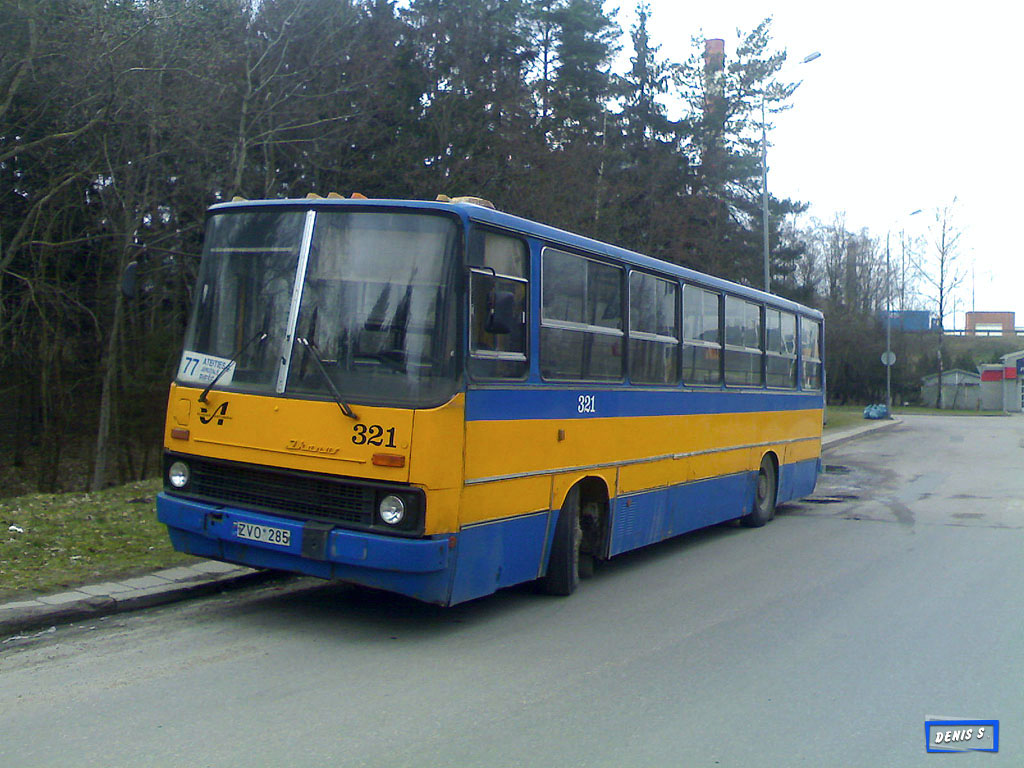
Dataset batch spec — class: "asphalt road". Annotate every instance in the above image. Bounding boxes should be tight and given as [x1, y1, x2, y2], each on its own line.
[2, 415, 1022, 767]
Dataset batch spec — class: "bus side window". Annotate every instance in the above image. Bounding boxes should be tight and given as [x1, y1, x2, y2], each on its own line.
[540, 248, 624, 382]
[629, 272, 679, 385]
[468, 230, 529, 380]
[724, 296, 764, 386]
[682, 285, 722, 385]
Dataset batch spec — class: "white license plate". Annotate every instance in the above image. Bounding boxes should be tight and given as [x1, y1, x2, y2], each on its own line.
[234, 521, 291, 547]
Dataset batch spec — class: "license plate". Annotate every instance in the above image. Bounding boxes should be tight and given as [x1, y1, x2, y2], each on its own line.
[234, 521, 291, 547]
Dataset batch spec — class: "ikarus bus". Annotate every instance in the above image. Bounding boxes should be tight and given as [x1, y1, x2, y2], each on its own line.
[158, 195, 824, 605]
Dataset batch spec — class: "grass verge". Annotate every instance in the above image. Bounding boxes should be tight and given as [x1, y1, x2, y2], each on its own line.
[0, 478, 197, 602]
[824, 404, 1004, 433]
[823, 405, 867, 433]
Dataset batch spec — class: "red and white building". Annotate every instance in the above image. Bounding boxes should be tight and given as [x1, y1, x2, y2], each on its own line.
[979, 350, 1024, 412]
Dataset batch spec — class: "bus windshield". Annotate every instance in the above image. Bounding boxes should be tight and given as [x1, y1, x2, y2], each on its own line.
[181, 208, 461, 408]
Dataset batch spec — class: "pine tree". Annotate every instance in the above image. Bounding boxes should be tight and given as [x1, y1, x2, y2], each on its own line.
[404, 0, 536, 202]
[676, 18, 808, 286]
[601, 3, 688, 258]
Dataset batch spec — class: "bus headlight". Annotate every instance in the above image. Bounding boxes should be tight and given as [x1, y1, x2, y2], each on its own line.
[379, 495, 406, 525]
[168, 461, 190, 489]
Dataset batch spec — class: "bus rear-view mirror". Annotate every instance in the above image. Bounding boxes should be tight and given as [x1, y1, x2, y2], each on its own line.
[485, 290, 517, 335]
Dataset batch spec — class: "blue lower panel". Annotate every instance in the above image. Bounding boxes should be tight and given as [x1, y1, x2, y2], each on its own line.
[778, 457, 820, 504]
[608, 458, 821, 557]
[448, 511, 554, 605]
[610, 473, 755, 556]
[158, 494, 455, 604]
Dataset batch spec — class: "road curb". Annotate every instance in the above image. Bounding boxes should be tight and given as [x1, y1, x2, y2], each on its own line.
[1, 567, 280, 640]
[823, 417, 902, 450]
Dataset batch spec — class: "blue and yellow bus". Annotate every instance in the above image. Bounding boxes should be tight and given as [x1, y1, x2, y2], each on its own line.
[157, 195, 824, 605]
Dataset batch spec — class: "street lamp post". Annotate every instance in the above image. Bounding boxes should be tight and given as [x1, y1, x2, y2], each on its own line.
[885, 209, 922, 414]
[761, 98, 770, 291]
[761, 51, 820, 293]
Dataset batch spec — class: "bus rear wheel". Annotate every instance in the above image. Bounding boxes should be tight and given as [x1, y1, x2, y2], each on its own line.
[741, 455, 777, 528]
[540, 487, 582, 595]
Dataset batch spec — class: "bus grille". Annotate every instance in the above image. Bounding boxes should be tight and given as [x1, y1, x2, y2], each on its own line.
[181, 458, 374, 526]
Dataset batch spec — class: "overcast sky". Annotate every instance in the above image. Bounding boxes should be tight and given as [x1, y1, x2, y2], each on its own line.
[616, 1, 1022, 327]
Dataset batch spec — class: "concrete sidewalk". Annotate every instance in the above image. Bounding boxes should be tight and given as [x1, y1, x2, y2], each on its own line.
[1, 560, 274, 639]
[1, 417, 902, 639]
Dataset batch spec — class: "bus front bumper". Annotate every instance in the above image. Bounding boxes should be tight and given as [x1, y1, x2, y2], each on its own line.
[157, 493, 456, 604]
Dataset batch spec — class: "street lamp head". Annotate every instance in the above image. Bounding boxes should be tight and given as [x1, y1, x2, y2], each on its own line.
[802, 52, 822, 64]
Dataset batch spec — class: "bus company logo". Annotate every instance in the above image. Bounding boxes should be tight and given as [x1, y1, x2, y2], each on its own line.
[198, 401, 230, 426]
[925, 719, 998, 753]
[285, 439, 340, 456]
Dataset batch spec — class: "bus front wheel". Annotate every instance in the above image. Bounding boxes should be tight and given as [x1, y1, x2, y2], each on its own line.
[741, 455, 777, 528]
[540, 487, 582, 595]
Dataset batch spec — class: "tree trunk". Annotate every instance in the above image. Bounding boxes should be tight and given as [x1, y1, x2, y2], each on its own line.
[90, 244, 129, 491]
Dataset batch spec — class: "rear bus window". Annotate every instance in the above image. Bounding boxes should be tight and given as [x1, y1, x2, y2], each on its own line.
[801, 318, 823, 390]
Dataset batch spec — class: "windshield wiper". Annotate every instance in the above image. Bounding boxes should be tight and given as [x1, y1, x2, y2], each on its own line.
[297, 337, 359, 420]
[198, 331, 268, 403]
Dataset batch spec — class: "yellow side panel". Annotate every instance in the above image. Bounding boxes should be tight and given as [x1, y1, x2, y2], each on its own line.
[617, 458, 687, 495]
[410, 395, 466, 535]
[465, 408, 822, 516]
[409, 395, 465, 491]
[460, 476, 551, 527]
[423, 487, 461, 536]
[786, 433, 823, 463]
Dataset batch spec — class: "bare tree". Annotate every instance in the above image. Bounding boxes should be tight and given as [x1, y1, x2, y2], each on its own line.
[893, 229, 925, 314]
[792, 215, 891, 403]
[914, 199, 966, 408]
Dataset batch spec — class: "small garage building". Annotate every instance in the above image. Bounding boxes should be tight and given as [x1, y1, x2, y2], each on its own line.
[920, 369, 982, 410]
